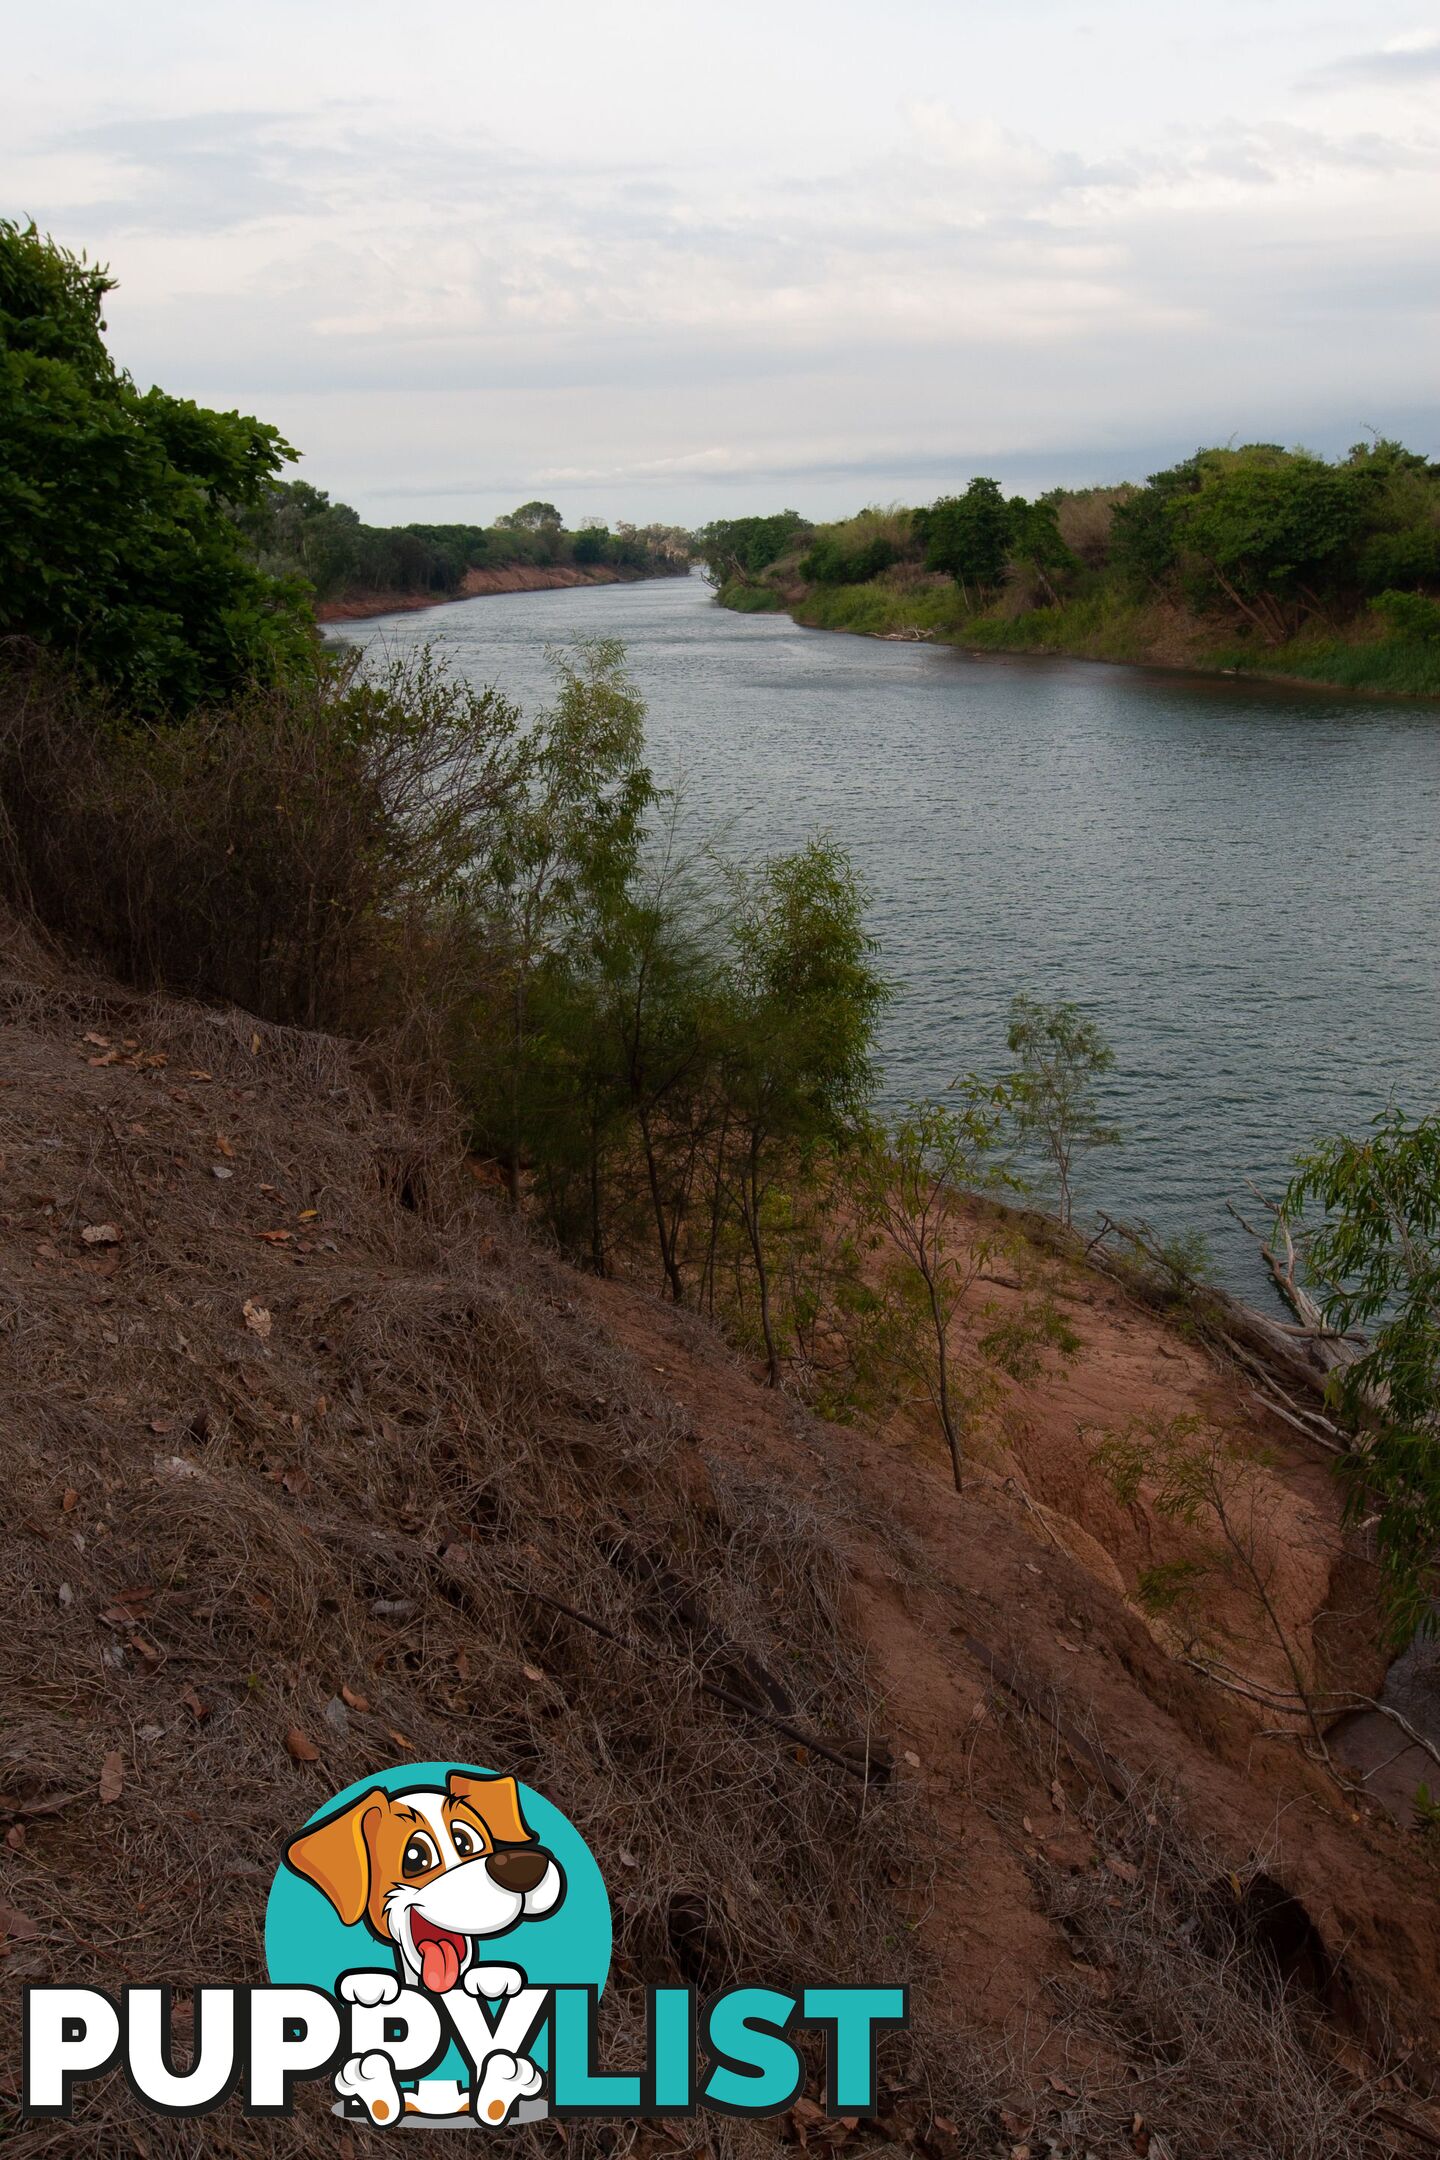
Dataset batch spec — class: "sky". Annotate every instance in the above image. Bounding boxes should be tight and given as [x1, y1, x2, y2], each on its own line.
[4, 0, 1439, 527]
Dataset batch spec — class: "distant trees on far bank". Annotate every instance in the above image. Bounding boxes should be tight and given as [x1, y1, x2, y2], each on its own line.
[240, 481, 694, 606]
[696, 440, 1440, 681]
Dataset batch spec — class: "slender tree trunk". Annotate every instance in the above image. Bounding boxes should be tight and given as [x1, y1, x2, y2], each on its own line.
[926, 1270, 963, 1492]
[702, 1110, 730, 1318]
[504, 968, 525, 1210]
[742, 1138, 780, 1387]
[638, 1105, 685, 1303]
[587, 1101, 605, 1276]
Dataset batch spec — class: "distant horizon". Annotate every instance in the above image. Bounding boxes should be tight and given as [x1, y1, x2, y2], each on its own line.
[317, 413, 1440, 532]
[7, 0, 1439, 531]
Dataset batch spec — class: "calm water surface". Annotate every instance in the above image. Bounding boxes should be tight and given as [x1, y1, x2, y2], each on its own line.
[334, 572, 1440, 1297]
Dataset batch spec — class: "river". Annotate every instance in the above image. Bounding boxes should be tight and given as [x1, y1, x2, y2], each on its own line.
[331, 569, 1440, 1299]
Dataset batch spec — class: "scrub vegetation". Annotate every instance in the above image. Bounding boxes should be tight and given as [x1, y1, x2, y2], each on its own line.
[6, 220, 1440, 2155]
[700, 442, 1440, 697]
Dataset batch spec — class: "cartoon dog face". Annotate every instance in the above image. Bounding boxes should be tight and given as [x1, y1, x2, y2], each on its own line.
[284, 1771, 565, 1994]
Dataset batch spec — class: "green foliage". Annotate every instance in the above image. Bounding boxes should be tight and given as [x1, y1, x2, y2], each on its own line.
[1006, 993, 1120, 1226]
[1373, 589, 1440, 643]
[715, 439, 1440, 690]
[243, 485, 687, 602]
[1283, 1108, 1440, 1641]
[854, 1084, 1019, 1489]
[0, 645, 524, 1025]
[0, 220, 315, 716]
[800, 533, 900, 586]
[915, 478, 1013, 593]
[697, 511, 810, 585]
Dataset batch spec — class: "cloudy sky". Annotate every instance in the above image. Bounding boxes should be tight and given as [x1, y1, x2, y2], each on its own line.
[5, 1, 1438, 525]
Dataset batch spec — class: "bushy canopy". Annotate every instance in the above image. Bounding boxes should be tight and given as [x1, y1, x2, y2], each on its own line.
[0, 221, 315, 716]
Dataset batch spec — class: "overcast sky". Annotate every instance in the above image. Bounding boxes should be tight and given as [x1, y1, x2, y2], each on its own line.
[5, 1, 1438, 526]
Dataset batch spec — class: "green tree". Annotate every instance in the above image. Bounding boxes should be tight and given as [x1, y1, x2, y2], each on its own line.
[1007, 495, 1077, 601]
[719, 841, 890, 1385]
[1282, 1109, 1440, 1640]
[0, 221, 313, 715]
[500, 500, 563, 531]
[471, 640, 656, 1208]
[698, 511, 809, 586]
[1169, 450, 1362, 641]
[857, 1086, 1015, 1491]
[916, 478, 1014, 602]
[1006, 994, 1120, 1226]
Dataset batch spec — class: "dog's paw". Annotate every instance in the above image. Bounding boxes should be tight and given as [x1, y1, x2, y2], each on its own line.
[339, 1969, 400, 2008]
[473, 2049, 543, 2125]
[464, 1963, 527, 2001]
[335, 2050, 403, 2127]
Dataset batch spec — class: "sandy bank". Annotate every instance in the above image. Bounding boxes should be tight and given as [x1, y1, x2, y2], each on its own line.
[316, 563, 668, 622]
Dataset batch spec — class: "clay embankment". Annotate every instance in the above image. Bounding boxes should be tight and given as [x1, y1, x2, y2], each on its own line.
[315, 563, 671, 622]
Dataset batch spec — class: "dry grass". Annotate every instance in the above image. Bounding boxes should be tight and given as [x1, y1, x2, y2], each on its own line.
[982, 1681, 1403, 2160]
[0, 942, 937, 2158]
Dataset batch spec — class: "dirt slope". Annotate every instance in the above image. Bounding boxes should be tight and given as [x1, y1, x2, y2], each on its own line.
[2, 919, 1437, 2156]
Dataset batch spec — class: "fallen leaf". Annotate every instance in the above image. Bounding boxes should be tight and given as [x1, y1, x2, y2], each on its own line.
[57, 1582, 74, 1607]
[1107, 1857, 1140, 1884]
[98, 1750, 125, 1803]
[0, 1902, 40, 1942]
[242, 1299, 272, 1339]
[80, 1223, 122, 1246]
[214, 1133, 236, 1158]
[180, 1688, 208, 1722]
[148, 1417, 175, 1436]
[1050, 1778, 1066, 1814]
[902, 1748, 921, 1768]
[249, 1031, 262, 1055]
[82, 1032, 110, 1049]
[61, 1489, 78, 1513]
[385, 1729, 414, 1750]
[1055, 1636, 1081, 1654]
[4, 1825, 24, 1851]
[212, 1166, 234, 1182]
[187, 1070, 212, 1083]
[522, 1665, 546, 1684]
[257, 1229, 293, 1245]
[1046, 2073, 1076, 2096]
[285, 1727, 321, 1763]
[340, 1683, 370, 1713]
[298, 1208, 318, 1222]
[618, 1847, 638, 1868]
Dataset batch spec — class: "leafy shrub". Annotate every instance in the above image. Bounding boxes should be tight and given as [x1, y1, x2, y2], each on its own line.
[1373, 589, 1440, 642]
[0, 648, 523, 1028]
[0, 222, 315, 715]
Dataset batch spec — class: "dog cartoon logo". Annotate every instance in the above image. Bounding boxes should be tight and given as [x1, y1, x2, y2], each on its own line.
[267, 1762, 610, 2129]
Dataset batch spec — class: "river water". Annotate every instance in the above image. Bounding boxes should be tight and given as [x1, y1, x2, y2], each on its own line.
[332, 570, 1440, 1298]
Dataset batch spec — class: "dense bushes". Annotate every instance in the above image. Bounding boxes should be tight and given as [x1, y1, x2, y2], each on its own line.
[0, 647, 523, 1029]
[708, 442, 1440, 690]
[0, 221, 315, 715]
[244, 482, 693, 606]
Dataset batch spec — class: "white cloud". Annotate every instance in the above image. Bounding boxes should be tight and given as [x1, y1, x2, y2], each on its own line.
[3, 0, 1436, 522]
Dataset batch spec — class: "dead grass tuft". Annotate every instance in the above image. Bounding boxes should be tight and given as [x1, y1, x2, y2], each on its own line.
[0, 936, 935, 2156]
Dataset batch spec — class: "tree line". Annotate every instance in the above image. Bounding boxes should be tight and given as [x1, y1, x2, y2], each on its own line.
[241, 484, 693, 607]
[698, 441, 1440, 669]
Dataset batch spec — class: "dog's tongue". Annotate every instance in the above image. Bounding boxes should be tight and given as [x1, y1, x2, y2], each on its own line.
[419, 1934, 461, 1994]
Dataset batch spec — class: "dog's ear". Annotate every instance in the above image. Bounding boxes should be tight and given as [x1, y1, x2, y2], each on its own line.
[448, 1771, 534, 1846]
[284, 1789, 387, 1925]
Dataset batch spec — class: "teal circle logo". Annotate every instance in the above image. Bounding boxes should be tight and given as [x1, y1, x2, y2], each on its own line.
[265, 1762, 610, 2117]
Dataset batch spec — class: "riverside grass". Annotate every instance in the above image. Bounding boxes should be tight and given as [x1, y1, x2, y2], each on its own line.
[722, 577, 1440, 697]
